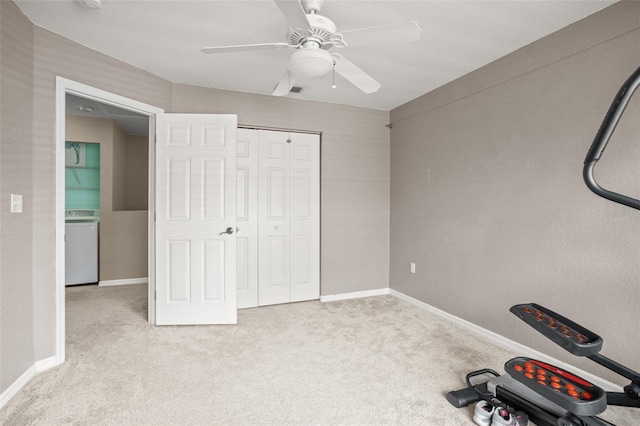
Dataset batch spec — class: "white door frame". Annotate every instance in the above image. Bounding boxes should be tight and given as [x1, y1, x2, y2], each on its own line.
[55, 77, 164, 364]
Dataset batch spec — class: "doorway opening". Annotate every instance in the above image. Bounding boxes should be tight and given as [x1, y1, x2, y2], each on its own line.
[65, 93, 149, 289]
[55, 77, 163, 364]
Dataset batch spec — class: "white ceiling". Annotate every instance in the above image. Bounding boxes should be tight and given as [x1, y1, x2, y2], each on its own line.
[17, 0, 616, 111]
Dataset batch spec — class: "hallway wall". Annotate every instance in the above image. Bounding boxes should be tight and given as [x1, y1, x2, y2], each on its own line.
[0, 0, 35, 393]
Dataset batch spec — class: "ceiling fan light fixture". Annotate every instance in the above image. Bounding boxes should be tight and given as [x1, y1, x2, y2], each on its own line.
[287, 48, 333, 79]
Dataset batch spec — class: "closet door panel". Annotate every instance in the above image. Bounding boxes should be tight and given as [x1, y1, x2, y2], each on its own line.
[236, 129, 259, 309]
[266, 167, 288, 219]
[258, 131, 291, 306]
[289, 133, 320, 302]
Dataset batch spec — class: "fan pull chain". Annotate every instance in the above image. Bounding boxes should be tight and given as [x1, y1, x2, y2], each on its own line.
[332, 61, 336, 89]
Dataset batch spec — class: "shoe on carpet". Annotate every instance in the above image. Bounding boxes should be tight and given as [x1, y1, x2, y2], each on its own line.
[491, 405, 529, 426]
[472, 399, 496, 426]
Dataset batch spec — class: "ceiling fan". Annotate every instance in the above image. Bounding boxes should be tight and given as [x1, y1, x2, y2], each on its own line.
[201, 0, 422, 96]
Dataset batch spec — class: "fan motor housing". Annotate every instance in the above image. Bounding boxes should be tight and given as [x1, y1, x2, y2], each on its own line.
[287, 14, 336, 49]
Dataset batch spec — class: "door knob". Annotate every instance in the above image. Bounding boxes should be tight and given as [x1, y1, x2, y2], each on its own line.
[219, 227, 234, 235]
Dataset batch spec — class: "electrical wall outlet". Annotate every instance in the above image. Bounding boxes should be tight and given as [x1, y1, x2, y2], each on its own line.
[11, 194, 23, 213]
[410, 262, 416, 274]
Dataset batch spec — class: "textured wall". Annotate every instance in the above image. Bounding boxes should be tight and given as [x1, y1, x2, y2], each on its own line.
[0, 0, 35, 392]
[111, 122, 128, 211]
[125, 135, 149, 211]
[390, 1, 640, 384]
[171, 85, 390, 297]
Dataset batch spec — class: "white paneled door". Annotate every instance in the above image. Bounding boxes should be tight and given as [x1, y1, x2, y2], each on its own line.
[236, 129, 320, 308]
[288, 132, 320, 303]
[255, 130, 320, 307]
[258, 131, 292, 306]
[155, 114, 238, 325]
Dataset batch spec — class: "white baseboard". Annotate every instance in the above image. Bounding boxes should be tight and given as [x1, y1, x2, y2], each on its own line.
[98, 277, 148, 287]
[0, 356, 59, 410]
[35, 356, 59, 373]
[389, 288, 623, 393]
[320, 288, 389, 303]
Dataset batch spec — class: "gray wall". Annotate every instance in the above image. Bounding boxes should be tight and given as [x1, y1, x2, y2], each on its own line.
[0, 0, 35, 392]
[0, 0, 389, 395]
[390, 1, 640, 385]
[125, 135, 149, 211]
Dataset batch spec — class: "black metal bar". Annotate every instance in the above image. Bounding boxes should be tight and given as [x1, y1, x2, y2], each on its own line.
[572, 414, 615, 426]
[583, 65, 640, 210]
[583, 162, 640, 210]
[588, 353, 640, 382]
[606, 391, 640, 408]
[466, 368, 500, 387]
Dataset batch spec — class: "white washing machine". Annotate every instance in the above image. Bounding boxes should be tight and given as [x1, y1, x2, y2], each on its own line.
[65, 215, 99, 285]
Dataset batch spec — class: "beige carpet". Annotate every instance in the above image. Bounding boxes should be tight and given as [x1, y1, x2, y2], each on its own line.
[1, 284, 635, 425]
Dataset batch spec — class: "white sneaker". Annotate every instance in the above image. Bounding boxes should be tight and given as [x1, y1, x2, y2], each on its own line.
[472, 400, 496, 426]
[491, 406, 529, 426]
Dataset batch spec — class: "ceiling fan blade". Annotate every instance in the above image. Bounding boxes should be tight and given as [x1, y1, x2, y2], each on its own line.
[340, 21, 421, 47]
[201, 42, 294, 54]
[273, 0, 311, 30]
[272, 71, 298, 96]
[333, 54, 381, 94]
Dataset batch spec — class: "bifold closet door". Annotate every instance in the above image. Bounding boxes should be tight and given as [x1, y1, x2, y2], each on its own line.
[288, 133, 320, 303]
[236, 129, 259, 309]
[258, 130, 320, 306]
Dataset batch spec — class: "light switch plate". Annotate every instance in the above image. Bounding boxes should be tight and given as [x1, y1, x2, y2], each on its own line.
[11, 194, 23, 213]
